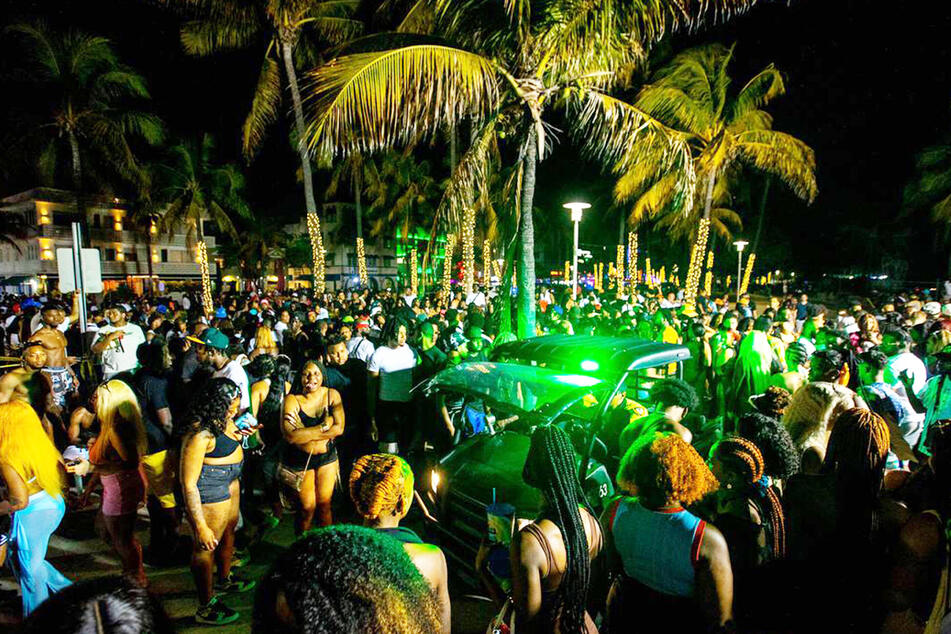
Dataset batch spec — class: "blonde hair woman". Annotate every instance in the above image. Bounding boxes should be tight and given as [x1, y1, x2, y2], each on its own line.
[0, 400, 72, 615]
[69, 380, 148, 586]
[249, 326, 278, 360]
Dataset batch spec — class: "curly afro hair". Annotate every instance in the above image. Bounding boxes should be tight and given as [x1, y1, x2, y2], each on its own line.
[649, 378, 700, 411]
[617, 432, 718, 507]
[736, 412, 800, 480]
[750, 386, 793, 419]
[253, 525, 441, 634]
[179, 377, 240, 437]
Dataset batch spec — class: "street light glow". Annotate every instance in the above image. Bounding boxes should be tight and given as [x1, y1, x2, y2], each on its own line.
[733, 240, 749, 252]
[563, 201, 591, 222]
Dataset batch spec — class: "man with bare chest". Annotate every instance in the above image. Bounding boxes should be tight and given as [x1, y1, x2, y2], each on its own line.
[0, 343, 53, 420]
[28, 301, 78, 413]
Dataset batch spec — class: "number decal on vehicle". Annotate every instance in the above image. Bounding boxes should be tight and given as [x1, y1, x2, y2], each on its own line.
[599, 484, 608, 498]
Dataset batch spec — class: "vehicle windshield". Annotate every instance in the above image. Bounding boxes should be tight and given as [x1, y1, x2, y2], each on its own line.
[425, 362, 605, 415]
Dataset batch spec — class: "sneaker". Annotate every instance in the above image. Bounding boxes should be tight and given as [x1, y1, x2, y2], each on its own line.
[195, 596, 240, 625]
[215, 573, 256, 594]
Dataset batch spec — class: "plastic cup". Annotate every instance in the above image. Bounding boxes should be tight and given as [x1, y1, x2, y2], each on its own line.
[486, 502, 515, 545]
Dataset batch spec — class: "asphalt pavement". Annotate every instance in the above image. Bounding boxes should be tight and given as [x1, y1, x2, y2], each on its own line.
[0, 502, 496, 632]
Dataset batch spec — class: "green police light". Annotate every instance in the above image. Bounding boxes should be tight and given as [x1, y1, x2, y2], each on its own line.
[580, 360, 599, 372]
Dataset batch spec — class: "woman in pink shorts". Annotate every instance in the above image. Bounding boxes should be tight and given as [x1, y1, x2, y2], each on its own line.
[70, 380, 147, 586]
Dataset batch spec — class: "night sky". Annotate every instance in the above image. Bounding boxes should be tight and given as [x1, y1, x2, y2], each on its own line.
[3, 0, 951, 281]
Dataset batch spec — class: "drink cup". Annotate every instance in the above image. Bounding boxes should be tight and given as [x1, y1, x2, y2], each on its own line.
[486, 502, 515, 545]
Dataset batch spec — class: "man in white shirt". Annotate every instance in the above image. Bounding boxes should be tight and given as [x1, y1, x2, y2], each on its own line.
[466, 285, 487, 308]
[273, 309, 290, 346]
[346, 321, 376, 363]
[367, 321, 417, 454]
[187, 327, 251, 411]
[882, 326, 927, 395]
[91, 304, 147, 380]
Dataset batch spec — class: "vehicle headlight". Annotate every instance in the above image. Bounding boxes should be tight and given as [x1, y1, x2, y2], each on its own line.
[430, 469, 441, 494]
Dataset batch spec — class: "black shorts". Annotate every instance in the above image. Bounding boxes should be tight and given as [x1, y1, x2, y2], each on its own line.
[283, 441, 337, 471]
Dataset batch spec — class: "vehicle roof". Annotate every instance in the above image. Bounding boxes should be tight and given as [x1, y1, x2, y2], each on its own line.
[420, 361, 604, 415]
[491, 335, 692, 376]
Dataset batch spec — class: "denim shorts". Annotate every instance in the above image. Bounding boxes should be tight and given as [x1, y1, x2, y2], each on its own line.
[197, 461, 243, 504]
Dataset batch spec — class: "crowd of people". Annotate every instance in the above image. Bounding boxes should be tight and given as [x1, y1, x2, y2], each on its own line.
[1, 280, 951, 632]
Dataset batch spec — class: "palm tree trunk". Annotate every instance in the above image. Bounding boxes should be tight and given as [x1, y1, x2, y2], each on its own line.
[516, 131, 538, 339]
[146, 223, 155, 296]
[751, 177, 771, 254]
[280, 40, 317, 216]
[355, 171, 363, 239]
[684, 172, 716, 306]
[68, 129, 88, 243]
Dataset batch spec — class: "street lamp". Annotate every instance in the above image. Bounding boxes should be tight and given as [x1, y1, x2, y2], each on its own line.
[563, 202, 591, 299]
[733, 239, 749, 303]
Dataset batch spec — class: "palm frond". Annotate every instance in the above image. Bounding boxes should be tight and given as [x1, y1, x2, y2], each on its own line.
[302, 45, 500, 159]
[626, 173, 681, 225]
[635, 84, 713, 136]
[435, 116, 498, 231]
[576, 90, 697, 212]
[735, 130, 817, 202]
[309, 16, 365, 45]
[4, 22, 61, 80]
[397, 0, 435, 33]
[242, 54, 282, 160]
[731, 64, 784, 121]
[181, 18, 259, 56]
[90, 68, 152, 102]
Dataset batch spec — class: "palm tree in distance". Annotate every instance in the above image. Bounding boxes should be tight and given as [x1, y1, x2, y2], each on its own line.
[155, 134, 253, 310]
[5, 22, 164, 218]
[615, 43, 817, 302]
[164, 0, 363, 220]
[303, 0, 763, 338]
[903, 135, 951, 274]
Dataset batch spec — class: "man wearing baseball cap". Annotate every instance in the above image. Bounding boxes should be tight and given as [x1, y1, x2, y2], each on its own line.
[188, 328, 250, 411]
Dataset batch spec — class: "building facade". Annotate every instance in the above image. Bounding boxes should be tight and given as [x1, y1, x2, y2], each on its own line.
[0, 188, 217, 296]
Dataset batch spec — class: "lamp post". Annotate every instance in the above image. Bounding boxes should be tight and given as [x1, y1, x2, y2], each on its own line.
[563, 202, 591, 300]
[733, 240, 749, 303]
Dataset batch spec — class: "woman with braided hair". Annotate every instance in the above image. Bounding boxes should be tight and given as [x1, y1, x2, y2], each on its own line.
[784, 408, 904, 631]
[512, 425, 602, 633]
[708, 436, 787, 577]
[602, 432, 733, 632]
[349, 453, 450, 633]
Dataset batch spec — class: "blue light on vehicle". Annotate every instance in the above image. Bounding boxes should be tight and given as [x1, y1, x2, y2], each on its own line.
[580, 360, 599, 372]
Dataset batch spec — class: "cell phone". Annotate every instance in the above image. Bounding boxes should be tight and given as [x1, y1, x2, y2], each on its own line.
[234, 412, 258, 431]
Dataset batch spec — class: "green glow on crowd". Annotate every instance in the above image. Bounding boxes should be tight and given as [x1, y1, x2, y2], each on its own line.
[580, 360, 600, 372]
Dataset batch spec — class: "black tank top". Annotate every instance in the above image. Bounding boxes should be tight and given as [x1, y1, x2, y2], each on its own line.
[206, 431, 240, 458]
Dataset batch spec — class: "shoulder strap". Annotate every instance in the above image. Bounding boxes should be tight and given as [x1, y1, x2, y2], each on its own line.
[523, 523, 556, 576]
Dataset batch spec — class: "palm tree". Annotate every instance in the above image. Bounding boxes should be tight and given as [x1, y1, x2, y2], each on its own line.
[903, 137, 951, 274]
[219, 215, 290, 288]
[615, 43, 817, 303]
[326, 151, 379, 240]
[166, 0, 363, 218]
[154, 134, 252, 311]
[5, 22, 164, 217]
[302, 1, 763, 338]
[366, 148, 441, 242]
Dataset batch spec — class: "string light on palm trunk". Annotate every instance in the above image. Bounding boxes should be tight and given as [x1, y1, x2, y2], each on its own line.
[410, 247, 418, 295]
[703, 249, 715, 297]
[684, 218, 711, 307]
[306, 213, 326, 293]
[564, 261, 570, 286]
[740, 252, 756, 296]
[616, 245, 625, 293]
[483, 240, 491, 287]
[644, 257, 652, 286]
[462, 207, 476, 296]
[197, 240, 213, 318]
[356, 237, 368, 288]
[628, 231, 638, 282]
[442, 233, 456, 297]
